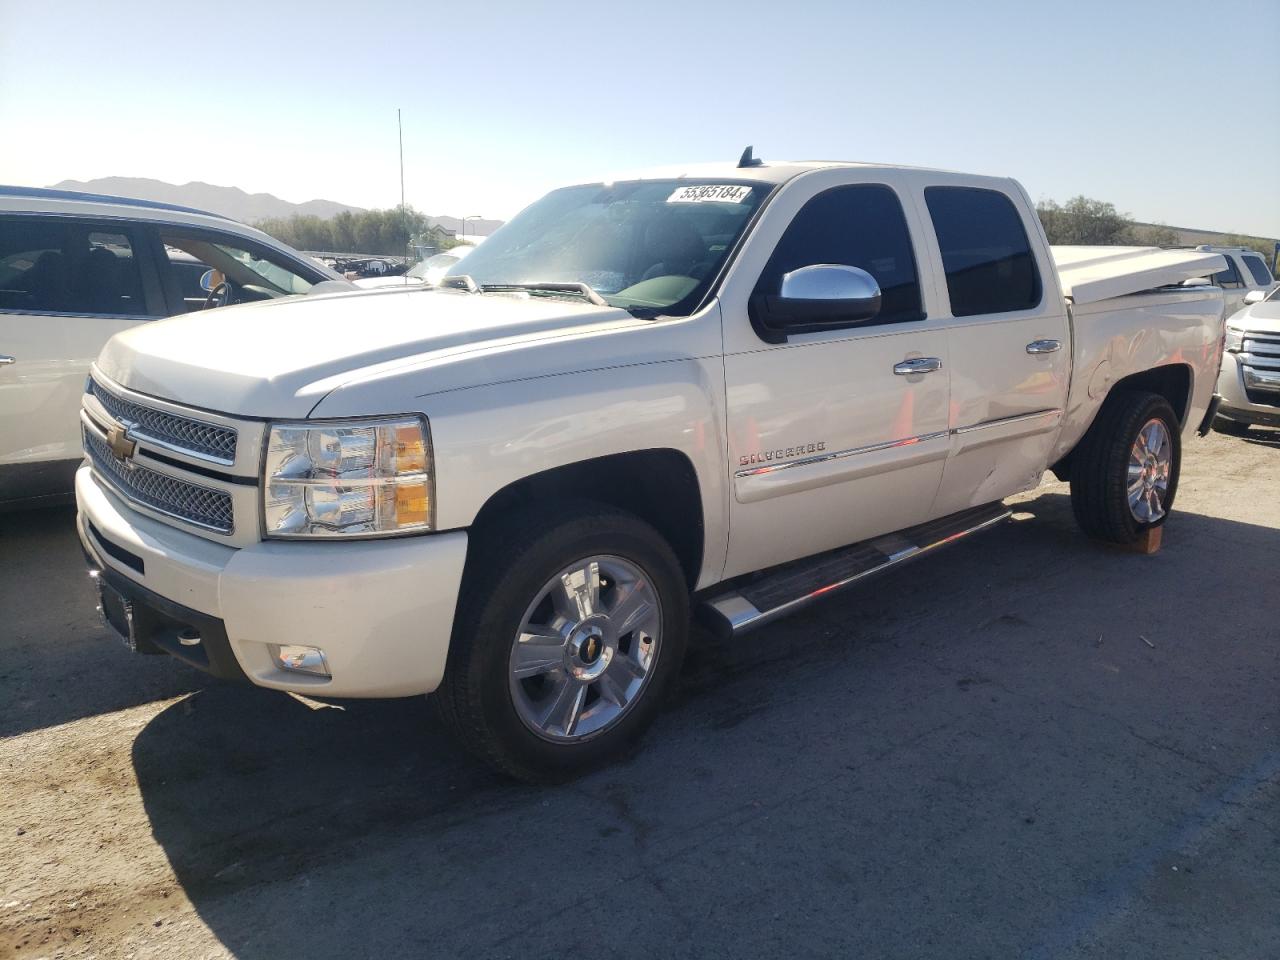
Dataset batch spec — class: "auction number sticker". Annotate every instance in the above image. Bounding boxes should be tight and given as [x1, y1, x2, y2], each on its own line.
[667, 184, 753, 204]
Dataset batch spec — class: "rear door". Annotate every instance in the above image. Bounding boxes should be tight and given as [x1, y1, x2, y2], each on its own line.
[909, 180, 1070, 516]
[719, 172, 951, 579]
[0, 216, 163, 498]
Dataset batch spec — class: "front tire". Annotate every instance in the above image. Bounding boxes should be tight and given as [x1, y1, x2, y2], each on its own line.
[1070, 391, 1181, 545]
[436, 502, 689, 782]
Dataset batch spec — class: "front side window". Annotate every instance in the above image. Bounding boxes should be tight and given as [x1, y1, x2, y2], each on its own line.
[753, 183, 924, 325]
[446, 179, 769, 315]
[1242, 255, 1275, 286]
[1213, 257, 1243, 288]
[0, 217, 148, 316]
[925, 187, 1041, 317]
[159, 232, 314, 312]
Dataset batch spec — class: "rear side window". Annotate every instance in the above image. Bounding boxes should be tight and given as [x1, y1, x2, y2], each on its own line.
[754, 184, 924, 325]
[1213, 257, 1243, 288]
[925, 187, 1041, 316]
[1242, 255, 1274, 286]
[0, 217, 149, 316]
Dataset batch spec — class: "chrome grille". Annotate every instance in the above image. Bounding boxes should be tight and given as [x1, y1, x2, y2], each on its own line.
[88, 379, 237, 464]
[1241, 330, 1280, 406]
[84, 426, 234, 534]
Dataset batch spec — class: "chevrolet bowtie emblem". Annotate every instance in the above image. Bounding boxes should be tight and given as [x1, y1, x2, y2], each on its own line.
[106, 424, 136, 461]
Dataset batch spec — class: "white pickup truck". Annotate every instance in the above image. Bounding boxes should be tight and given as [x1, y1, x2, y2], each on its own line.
[76, 155, 1227, 780]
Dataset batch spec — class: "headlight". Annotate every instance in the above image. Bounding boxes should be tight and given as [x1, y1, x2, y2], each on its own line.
[1224, 326, 1244, 352]
[262, 416, 433, 539]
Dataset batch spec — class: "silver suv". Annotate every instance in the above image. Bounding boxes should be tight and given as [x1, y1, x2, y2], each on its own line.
[0, 186, 349, 508]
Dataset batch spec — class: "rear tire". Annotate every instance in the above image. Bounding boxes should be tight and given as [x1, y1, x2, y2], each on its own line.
[1212, 416, 1250, 437]
[1070, 391, 1181, 545]
[435, 502, 689, 783]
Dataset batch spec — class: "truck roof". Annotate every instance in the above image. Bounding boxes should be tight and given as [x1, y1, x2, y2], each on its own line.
[599, 158, 976, 187]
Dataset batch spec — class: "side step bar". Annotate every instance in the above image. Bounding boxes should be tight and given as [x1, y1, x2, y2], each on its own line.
[699, 502, 1011, 638]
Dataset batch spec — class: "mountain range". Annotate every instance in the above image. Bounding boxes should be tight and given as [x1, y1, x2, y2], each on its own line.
[46, 177, 503, 236]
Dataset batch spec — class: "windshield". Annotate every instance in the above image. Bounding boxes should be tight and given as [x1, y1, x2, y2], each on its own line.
[408, 251, 462, 279]
[446, 179, 770, 314]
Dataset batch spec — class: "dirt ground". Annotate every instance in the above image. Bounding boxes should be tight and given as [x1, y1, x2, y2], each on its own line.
[1, 429, 1277, 960]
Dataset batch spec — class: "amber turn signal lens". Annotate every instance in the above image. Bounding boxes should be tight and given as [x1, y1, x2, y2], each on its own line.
[394, 480, 431, 527]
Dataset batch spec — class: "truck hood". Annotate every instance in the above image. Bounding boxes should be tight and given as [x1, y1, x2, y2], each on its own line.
[1230, 300, 1280, 333]
[96, 287, 644, 417]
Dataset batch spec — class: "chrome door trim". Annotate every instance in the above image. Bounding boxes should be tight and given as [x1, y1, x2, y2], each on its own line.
[736, 431, 950, 479]
[952, 408, 1061, 435]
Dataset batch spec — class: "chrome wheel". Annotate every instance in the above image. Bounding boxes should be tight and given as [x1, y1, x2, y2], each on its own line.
[508, 555, 661, 743]
[1127, 418, 1172, 523]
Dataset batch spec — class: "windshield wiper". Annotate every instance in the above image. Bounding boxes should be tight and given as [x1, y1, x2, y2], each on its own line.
[477, 281, 609, 307]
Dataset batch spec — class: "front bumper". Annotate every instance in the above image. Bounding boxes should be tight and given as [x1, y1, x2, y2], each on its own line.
[1216, 352, 1280, 427]
[76, 464, 468, 697]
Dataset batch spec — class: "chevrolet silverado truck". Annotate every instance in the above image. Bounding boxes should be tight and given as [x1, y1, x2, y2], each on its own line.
[76, 153, 1227, 781]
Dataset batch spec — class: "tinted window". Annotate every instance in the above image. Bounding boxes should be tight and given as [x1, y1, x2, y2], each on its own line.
[754, 184, 923, 325]
[0, 217, 148, 315]
[1242, 255, 1274, 286]
[925, 187, 1041, 316]
[1213, 257, 1243, 288]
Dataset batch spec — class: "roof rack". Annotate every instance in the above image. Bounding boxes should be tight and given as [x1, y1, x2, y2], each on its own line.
[0, 185, 234, 222]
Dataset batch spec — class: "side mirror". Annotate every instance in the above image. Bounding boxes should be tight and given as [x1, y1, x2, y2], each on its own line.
[198, 269, 215, 292]
[750, 264, 882, 342]
[1243, 289, 1266, 306]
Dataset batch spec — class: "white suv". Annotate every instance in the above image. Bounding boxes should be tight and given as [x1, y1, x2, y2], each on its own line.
[0, 186, 349, 508]
[1199, 245, 1277, 315]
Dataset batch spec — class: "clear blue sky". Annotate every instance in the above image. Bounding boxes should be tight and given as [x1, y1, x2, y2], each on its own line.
[2, 0, 1277, 236]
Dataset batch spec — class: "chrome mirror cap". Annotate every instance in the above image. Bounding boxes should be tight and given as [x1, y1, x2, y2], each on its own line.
[780, 264, 882, 303]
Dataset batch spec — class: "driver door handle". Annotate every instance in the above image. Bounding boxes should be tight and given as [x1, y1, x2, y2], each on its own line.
[1026, 339, 1061, 355]
[0, 355, 15, 365]
[893, 357, 943, 375]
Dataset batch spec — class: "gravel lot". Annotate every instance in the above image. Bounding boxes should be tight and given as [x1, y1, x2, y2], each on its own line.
[2, 430, 1278, 960]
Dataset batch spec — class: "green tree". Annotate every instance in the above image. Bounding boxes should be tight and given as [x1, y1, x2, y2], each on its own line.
[1036, 196, 1130, 245]
[1122, 222, 1180, 247]
[255, 206, 443, 256]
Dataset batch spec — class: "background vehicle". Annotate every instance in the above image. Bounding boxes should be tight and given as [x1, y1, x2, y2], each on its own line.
[75, 157, 1226, 781]
[353, 243, 478, 289]
[0, 186, 350, 508]
[1214, 285, 1280, 433]
[1198, 244, 1277, 315]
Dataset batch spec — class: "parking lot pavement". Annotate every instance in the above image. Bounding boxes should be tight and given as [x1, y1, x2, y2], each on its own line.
[1, 430, 1277, 960]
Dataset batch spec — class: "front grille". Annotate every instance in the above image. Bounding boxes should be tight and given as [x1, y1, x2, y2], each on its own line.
[88, 379, 237, 464]
[1241, 330, 1280, 407]
[84, 426, 234, 534]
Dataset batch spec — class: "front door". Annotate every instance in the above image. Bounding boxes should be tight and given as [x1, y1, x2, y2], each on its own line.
[719, 176, 951, 580]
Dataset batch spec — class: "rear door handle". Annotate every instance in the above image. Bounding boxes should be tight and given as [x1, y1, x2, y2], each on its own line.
[1026, 339, 1061, 355]
[0, 355, 15, 365]
[893, 357, 943, 375]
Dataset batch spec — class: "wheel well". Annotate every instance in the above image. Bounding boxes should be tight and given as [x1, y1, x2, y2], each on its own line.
[1111, 364, 1192, 425]
[1050, 363, 1193, 481]
[467, 450, 705, 589]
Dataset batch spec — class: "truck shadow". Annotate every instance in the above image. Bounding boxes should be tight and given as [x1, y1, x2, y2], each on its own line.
[0, 506, 212, 739]
[128, 488, 1280, 959]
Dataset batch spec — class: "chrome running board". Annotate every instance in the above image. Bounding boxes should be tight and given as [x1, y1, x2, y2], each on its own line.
[699, 502, 1011, 638]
